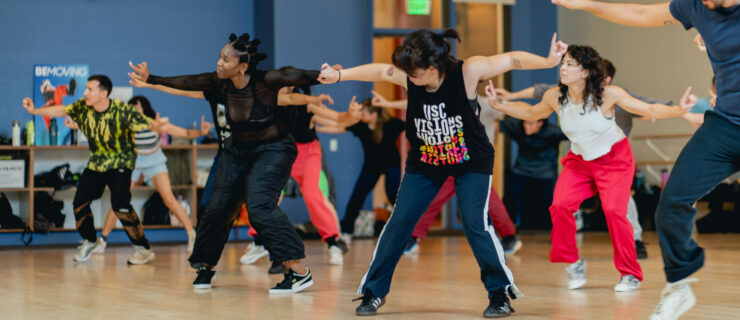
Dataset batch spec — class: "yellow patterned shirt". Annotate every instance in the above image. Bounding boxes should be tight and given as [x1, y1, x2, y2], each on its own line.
[65, 98, 152, 172]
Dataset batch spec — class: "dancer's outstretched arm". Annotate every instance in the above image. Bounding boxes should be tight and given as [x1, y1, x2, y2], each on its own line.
[485, 80, 557, 121]
[318, 63, 408, 89]
[609, 85, 696, 119]
[22, 97, 67, 117]
[552, 0, 678, 28]
[371, 91, 407, 110]
[130, 62, 216, 91]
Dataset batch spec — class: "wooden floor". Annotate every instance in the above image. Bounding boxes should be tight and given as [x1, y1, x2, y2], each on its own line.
[2, 232, 739, 319]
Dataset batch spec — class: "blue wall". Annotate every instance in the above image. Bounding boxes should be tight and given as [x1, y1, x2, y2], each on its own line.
[0, 0, 255, 137]
[272, 0, 373, 224]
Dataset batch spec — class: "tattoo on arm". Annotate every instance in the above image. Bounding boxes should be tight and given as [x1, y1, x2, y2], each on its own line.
[663, 20, 678, 26]
[512, 58, 522, 69]
[386, 66, 394, 77]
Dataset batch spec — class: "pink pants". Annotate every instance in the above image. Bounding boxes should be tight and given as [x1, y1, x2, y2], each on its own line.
[249, 140, 339, 242]
[549, 138, 642, 280]
[412, 176, 516, 239]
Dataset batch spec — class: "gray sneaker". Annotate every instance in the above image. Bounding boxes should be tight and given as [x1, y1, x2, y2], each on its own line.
[74, 238, 104, 262]
[614, 275, 641, 292]
[566, 259, 587, 289]
[127, 245, 155, 265]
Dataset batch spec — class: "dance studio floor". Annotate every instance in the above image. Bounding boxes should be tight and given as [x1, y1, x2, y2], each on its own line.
[2, 232, 739, 319]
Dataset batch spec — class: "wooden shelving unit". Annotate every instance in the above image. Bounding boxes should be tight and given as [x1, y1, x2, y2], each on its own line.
[0, 144, 218, 234]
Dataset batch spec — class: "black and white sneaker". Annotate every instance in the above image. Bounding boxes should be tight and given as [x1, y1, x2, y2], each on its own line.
[484, 289, 515, 318]
[193, 266, 215, 289]
[269, 268, 313, 294]
[268, 261, 287, 274]
[354, 294, 385, 316]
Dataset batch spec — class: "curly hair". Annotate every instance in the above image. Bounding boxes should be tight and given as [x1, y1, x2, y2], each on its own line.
[228, 33, 268, 74]
[392, 29, 461, 78]
[558, 45, 606, 114]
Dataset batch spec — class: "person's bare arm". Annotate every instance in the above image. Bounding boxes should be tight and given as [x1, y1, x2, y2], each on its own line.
[22, 98, 67, 117]
[552, 0, 679, 28]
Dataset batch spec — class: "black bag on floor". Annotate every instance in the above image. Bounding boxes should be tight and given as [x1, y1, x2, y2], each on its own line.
[143, 193, 170, 225]
[0, 192, 26, 229]
[34, 192, 66, 233]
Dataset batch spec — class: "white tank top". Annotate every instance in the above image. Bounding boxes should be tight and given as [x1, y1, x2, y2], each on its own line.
[559, 97, 625, 161]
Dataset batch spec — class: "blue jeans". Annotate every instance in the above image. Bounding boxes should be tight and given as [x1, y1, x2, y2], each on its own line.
[656, 111, 740, 282]
[358, 172, 518, 299]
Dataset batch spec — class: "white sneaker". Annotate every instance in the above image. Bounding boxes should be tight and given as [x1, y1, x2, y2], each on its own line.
[240, 243, 268, 265]
[566, 259, 587, 290]
[340, 233, 353, 246]
[329, 245, 343, 265]
[74, 238, 104, 262]
[92, 238, 107, 254]
[650, 278, 698, 320]
[187, 233, 196, 253]
[614, 275, 641, 292]
[127, 245, 155, 265]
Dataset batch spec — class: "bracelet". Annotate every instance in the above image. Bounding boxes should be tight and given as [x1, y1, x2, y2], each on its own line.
[337, 69, 342, 83]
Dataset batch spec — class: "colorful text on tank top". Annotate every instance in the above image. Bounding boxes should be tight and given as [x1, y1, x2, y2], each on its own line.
[415, 102, 470, 166]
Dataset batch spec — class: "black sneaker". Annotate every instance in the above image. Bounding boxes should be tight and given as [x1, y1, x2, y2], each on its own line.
[268, 260, 287, 274]
[635, 240, 647, 259]
[269, 268, 313, 294]
[354, 294, 385, 316]
[336, 237, 349, 254]
[484, 289, 515, 318]
[193, 266, 215, 289]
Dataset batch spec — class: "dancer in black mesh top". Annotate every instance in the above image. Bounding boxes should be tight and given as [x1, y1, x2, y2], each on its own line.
[130, 33, 320, 293]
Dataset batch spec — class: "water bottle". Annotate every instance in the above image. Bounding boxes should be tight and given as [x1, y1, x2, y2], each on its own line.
[160, 131, 169, 146]
[192, 121, 198, 145]
[70, 129, 78, 145]
[634, 169, 644, 192]
[26, 121, 34, 146]
[49, 118, 58, 146]
[12, 120, 21, 146]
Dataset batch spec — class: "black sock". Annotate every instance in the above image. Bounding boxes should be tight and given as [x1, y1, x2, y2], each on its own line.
[101, 235, 108, 242]
[326, 236, 338, 248]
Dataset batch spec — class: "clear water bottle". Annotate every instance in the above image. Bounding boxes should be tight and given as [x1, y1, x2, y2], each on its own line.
[11, 120, 21, 146]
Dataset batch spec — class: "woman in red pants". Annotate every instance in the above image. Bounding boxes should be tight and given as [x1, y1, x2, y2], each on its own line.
[486, 45, 695, 292]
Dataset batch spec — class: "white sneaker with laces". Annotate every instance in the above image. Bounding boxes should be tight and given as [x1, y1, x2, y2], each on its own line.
[650, 278, 698, 320]
[240, 243, 268, 265]
[92, 238, 107, 254]
[329, 245, 343, 265]
[614, 275, 641, 292]
[74, 238, 104, 262]
[566, 259, 587, 290]
[340, 233, 352, 246]
[127, 245, 155, 265]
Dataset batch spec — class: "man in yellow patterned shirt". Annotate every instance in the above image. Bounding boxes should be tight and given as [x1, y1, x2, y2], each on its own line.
[22, 74, 168, 264]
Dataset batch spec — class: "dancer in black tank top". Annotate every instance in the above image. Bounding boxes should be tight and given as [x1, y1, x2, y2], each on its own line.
[318, 29, 568, 317]
[130, 33, 320, 293]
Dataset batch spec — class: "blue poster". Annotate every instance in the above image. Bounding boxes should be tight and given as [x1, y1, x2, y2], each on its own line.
[33, 64, 89, 145]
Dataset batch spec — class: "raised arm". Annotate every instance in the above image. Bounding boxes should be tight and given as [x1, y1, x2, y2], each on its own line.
[129, 61, 216, 92]
[552, 0, 678, 28]
[317, 63, 408, 89]
[166, 115, 211, 138]
[371, 90, 407, 110]
[608, 85, 695, 119]
[485, 81, 557, 121]
[22, 97, 67, 117]
[130, 76, 205, 99]
[277, 92, 333, 107]
[462, 34, 566, 98]
[264, 67, 321, 90]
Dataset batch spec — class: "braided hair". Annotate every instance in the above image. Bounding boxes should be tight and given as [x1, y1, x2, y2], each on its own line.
[228, 33, 268, 74]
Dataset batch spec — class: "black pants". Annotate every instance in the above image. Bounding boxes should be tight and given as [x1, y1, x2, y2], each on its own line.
[341, 166, 401, 235]
[189, 135, 304, 266]
[72, 168, 150, 247]
[503, 171, 555, 230]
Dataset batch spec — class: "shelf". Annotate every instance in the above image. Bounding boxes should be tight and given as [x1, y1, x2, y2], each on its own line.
[33, 145, 88, 150]
[0, 188, 30, 192]
[33, 185, 194, 192]
[0, 228, 28, 233]
[0, 146, 31, 150]
[44, 225, 188, 232]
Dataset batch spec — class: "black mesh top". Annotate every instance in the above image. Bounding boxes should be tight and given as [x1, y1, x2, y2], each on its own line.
[148, 67, 320, 143]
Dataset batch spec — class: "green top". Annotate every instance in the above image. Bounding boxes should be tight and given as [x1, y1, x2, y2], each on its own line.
[65, 98, 152, 172]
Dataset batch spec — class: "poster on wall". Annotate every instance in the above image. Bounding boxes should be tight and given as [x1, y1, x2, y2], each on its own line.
[33, 64, 89, 146]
